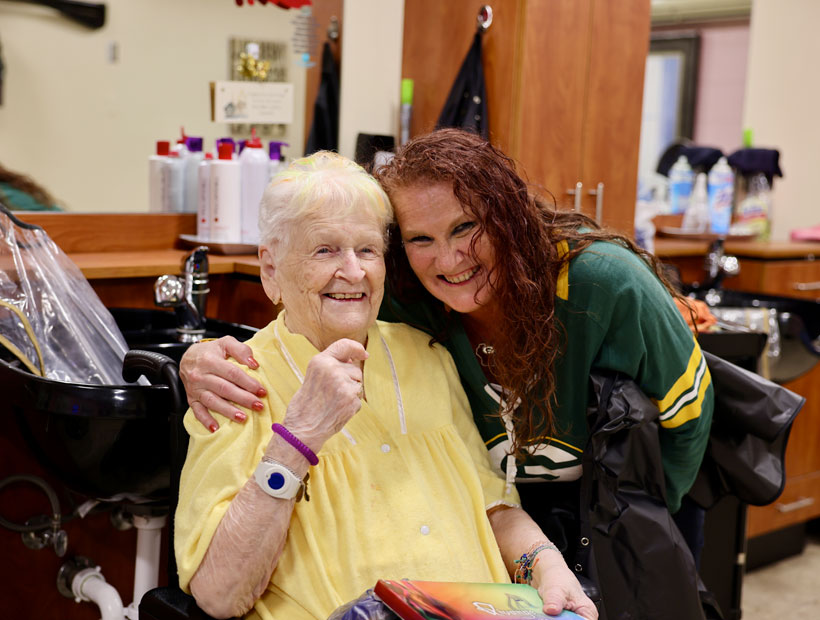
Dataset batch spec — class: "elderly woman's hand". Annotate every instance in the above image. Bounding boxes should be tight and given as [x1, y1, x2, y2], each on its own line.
[531, 550, 598, 620]
[282, 339, 369, 453]
[179, 336, 267, 432]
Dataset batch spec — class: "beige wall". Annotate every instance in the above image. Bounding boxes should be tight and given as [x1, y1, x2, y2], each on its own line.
[692, 21, 749, 154]
[744, 0, 820, 240]
[0, 0, 306, 213]
[338, 0, 404, 160]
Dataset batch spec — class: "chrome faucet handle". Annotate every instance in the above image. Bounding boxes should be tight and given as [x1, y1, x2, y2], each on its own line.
[154, 247, 210, 341]
[719, 254, 740, 278]
[154, 274, 184, 306]
[704, 239, 726, 278]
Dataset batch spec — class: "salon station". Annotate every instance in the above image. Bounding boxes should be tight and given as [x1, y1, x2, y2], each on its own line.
[1, 1, 819, 619]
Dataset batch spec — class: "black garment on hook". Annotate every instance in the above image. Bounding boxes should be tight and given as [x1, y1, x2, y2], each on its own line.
[437, 32, 488, 139]
[305, 41, 340, 155]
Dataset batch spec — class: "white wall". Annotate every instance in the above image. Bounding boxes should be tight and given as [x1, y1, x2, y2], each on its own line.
[0, 0, 305, 212]
[337, 0, 404, 160]
[743, 0, 820, 239]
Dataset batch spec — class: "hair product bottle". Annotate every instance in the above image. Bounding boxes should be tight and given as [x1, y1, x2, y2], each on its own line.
[400, 78, 414, 146]
[268, 141, 289, 182]
[209, 142, 241, 243]
[148, 140, 170, 213]
[239, 129, 269, 245]
[183, 136, 205, 213]
[197, 152, 213, 240]
[163, 151, 185, 213]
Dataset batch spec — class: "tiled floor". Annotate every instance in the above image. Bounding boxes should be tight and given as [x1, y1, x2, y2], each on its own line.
[741, 531, 820, 618]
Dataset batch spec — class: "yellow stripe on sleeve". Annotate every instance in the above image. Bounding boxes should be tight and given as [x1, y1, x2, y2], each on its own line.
[654, 338, 704, 413]
[661, 363, 711, 429]
[556, 240, 569, 300]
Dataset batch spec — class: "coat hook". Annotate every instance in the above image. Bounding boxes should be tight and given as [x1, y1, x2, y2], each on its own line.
[477, 5, 493, 32]
[328, 15, 340, 41]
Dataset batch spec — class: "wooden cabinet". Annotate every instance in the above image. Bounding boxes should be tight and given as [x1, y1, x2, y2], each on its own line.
[738, 255, 820, 537]
[729, 257, 820, 302]
[401, 0, 650, 234]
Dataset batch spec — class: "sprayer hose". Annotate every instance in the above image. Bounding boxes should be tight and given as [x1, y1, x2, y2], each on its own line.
[0, 474, 62, 532]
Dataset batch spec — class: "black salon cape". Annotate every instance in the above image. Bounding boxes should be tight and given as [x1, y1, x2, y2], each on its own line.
[580, 354, 803, 620]
[305, 41, 340, 155]
[437, 32, 488, 139]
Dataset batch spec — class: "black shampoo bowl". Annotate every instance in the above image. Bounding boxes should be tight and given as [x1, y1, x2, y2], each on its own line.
[1, 309, 258, 506]
[688, 289, 820, 383]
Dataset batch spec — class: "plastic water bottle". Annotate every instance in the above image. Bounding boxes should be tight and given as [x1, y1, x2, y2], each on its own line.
[668, 155, 694, 215]
[682, 172, 709, 233]
[707, 157, 735, 235]
[239, 129, 269, 245]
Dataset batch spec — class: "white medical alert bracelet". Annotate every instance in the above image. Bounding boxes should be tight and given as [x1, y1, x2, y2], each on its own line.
[254, 456, 310, 501]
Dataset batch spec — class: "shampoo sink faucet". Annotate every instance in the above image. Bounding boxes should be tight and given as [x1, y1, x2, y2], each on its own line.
[696, 239, 740, 306]
[154, 246, 210, 343]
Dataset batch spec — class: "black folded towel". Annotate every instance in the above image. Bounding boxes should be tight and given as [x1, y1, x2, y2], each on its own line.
[657, 143, 725, 176]
[727, 148, 783, 179]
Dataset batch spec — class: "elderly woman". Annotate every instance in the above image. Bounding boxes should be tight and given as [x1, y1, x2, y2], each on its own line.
[174, 152, 597, 620]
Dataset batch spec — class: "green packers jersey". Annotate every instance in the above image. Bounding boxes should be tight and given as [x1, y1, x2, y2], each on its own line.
[380, 240, 714, 513]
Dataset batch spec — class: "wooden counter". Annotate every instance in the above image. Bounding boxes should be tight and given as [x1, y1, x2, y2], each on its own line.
[655, 237, 820, 260]
[655, 237, 820, 302]
[68, 250, 257, 279]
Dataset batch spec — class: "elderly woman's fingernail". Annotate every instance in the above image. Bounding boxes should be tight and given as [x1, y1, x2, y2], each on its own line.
[256, 387, 268, 397]
[252, 401, 264, 412]
[209, 423, 219, 433]
[247, 357, 259, 369]
[235, 411, 248, 422]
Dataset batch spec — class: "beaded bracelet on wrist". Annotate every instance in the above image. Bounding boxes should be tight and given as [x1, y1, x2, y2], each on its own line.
[514, 541, 559, 584]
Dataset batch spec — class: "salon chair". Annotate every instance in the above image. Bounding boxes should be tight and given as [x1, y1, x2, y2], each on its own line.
[125, 350, 232, 620]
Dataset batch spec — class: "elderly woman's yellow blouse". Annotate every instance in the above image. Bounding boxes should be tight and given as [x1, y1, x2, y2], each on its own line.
[175, 312, 520, 620]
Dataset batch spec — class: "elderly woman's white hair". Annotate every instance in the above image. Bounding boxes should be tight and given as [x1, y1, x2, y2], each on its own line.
[258, 151, 393, 252]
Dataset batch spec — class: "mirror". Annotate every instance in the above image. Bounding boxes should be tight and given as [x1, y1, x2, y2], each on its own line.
[0, 0, 338, 213]
[639, 5, 752, 191]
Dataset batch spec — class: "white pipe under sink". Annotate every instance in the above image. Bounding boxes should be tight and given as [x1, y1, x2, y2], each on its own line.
[132, 514, 167, 607]
[71, 567, 125, 620]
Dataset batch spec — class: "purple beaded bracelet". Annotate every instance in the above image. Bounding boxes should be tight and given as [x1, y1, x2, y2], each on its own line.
[272, 423, 319, 466]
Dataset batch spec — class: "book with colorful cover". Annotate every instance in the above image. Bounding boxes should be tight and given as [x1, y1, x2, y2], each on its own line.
[373, 579, 587, 620]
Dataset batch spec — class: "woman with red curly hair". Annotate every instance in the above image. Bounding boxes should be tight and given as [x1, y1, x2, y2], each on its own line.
[179, 128, 714, 602]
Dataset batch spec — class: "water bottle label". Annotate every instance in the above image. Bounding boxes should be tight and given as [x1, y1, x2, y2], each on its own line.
[708, 184, 733, 234]
[670, 182, 692, 214]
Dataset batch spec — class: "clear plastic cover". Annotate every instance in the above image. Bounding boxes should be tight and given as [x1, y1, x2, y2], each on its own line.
[0, 206, 130, 384]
